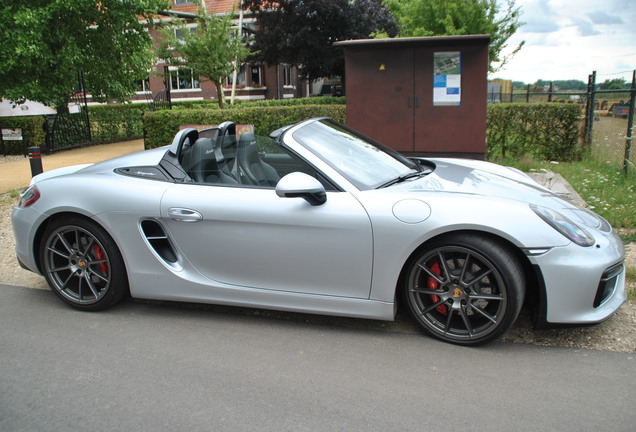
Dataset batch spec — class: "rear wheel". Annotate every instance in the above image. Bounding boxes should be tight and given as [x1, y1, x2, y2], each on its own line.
[40, 216, 128, 311]
[404, 233, 524, 345]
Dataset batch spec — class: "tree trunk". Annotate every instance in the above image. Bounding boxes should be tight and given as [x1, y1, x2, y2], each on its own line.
[215, 80, 225, 109]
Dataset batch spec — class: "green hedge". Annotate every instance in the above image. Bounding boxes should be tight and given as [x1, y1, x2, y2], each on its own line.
[88, 104, 146, 143]
[0, 116, 46, 155]
[143, 104, 347, 149]
[2, 101, 584, 163]
[487, 103, 583, 161]
[171, 96, 346, 110]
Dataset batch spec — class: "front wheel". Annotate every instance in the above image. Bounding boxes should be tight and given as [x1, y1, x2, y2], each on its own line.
[403, 233, 525, 345]
[40, 216, 129, 311]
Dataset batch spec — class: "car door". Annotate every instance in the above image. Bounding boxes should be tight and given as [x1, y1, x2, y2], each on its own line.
[160, 183, 373, 298]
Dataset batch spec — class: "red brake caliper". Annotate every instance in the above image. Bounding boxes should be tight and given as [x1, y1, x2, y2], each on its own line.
[428, 261, 447, 315]
[92, 245, 109, 275]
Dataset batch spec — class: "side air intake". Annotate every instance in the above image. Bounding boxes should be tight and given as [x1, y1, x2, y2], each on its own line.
[140, 220, 178, 264]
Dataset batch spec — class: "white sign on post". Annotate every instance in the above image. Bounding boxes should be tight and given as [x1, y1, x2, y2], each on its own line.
[2, 128, 23, 141]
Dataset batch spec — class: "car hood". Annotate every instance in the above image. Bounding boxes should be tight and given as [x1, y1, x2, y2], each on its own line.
[397, 158, 571, 208]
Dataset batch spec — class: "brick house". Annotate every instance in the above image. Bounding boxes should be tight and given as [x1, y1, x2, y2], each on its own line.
[133, 0, 305, 105]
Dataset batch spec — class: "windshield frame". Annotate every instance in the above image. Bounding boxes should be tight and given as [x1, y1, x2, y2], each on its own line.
[290, 118, 419, 190]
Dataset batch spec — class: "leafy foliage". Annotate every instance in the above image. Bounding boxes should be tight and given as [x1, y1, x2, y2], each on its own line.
[170, 96, 347, 110]
[383, 0, 524, 72]
[534, 79, 587, 91]
[89, 105, 147, 143]
[0, 0, 169, 112]
[599, 78, 628, 90]
[143, 105, 347, 150]
[0, 116, 46, 154]
[241, 0, 398, 80]
[156, 5, 249, 109]
[487, 104, 583, 161]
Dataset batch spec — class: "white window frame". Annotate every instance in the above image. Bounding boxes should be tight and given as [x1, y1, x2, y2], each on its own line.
[282, 64, 294, 88]
[135, 76, 151, 94]
[169, 67, 201, 92]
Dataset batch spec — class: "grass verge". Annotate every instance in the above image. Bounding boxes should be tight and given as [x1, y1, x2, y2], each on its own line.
[490, 156, 635, 296]
[497, 157, 635, 240]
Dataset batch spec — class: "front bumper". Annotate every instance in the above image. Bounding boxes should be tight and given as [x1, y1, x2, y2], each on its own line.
[529, 232, 626, 325]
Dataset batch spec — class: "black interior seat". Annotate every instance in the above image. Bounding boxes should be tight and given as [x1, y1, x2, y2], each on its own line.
[236, 132, 280, 187]
[188, 137, 237, 185]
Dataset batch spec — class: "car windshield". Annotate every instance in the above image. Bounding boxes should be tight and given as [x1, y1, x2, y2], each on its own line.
[291, 119, 419, 190]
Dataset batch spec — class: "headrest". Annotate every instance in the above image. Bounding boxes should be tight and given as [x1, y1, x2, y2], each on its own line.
[238, 132, 256, 147]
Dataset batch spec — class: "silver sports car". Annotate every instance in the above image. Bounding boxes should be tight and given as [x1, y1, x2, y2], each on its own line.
[12, 118, 626, 345]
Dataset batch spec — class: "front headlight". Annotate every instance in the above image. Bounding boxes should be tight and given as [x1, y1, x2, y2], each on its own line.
[530, 204, 595, 247]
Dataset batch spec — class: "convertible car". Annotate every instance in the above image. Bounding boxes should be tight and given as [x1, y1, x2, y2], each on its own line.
[12, 118, 626, 345]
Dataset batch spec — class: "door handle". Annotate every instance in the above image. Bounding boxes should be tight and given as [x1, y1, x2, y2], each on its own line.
[168, 207, 203, 223]
[415, 96, 421, 107]
[408, 96, 412, 108]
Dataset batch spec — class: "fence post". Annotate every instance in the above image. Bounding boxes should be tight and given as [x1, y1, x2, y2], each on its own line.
[624, 69, 635, 175]
[548, 82, 553, 102]
[584, 71, 597, 149]
[526, 84, 530, 103]
[78, 70, 92, 143]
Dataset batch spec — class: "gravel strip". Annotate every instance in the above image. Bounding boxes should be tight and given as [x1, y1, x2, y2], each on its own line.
[0, 155, 27, 164]
[1, 192, 634, 351]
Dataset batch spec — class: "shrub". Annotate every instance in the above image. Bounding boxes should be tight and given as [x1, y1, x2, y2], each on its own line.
[143, 104, 346, 149]
[171, 96, 346, 110]
[0, 116, 46, 155]
[88, 104, 146, 143]
[487, 103, 583, 161]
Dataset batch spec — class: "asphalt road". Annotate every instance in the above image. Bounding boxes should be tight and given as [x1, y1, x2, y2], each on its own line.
[1, 284, 635, 432]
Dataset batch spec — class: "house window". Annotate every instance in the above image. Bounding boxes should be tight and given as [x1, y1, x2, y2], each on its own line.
[250, 65, 262, 86]
[282, 65, 293, 87]
[174, 24, 197, 43]
[170, 68, 200, 90]
[136, 77, 150, 93]
[227, 67, 246, 87]
[173, 0, 194, 5]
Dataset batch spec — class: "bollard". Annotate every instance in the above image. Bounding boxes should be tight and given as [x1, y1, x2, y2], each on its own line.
[28, 146, 43, 177]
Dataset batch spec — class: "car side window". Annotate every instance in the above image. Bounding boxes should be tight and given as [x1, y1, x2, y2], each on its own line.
[183, 132, 334, 190]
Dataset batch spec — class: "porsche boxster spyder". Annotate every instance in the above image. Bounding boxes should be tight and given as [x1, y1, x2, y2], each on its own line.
[12, 118, 626, 345]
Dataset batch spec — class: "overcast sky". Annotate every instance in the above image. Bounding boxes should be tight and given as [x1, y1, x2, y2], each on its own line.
[492, 0, 636, 85]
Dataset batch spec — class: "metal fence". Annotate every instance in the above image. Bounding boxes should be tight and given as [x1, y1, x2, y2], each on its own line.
[44, 71, 92, 153]
[489, 70, 635, 174]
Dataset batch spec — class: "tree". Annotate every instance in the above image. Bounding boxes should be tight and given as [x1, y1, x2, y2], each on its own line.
[512, 81, 526, 90]
[600, 78, 628, 90]
[156, 7, 249, 109]
[241, 0, 398, 81]
[533, 79, 587, 91]
[383, 0, 524, 72]
[0, 0, 169, 112]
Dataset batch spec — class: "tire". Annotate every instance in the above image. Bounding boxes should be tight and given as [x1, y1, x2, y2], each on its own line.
[39, 216, 129, 311]
[403, 233, 524, 346]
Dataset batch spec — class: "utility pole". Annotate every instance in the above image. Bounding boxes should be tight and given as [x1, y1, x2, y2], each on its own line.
[624, 70, 635, 175]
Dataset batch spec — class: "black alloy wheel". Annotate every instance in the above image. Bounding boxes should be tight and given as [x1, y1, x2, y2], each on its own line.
[404, 233, 525, 345]
[40, 216, 128, 311]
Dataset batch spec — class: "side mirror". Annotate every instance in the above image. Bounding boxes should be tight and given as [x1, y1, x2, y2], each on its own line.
[275, 172, 327, 206]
